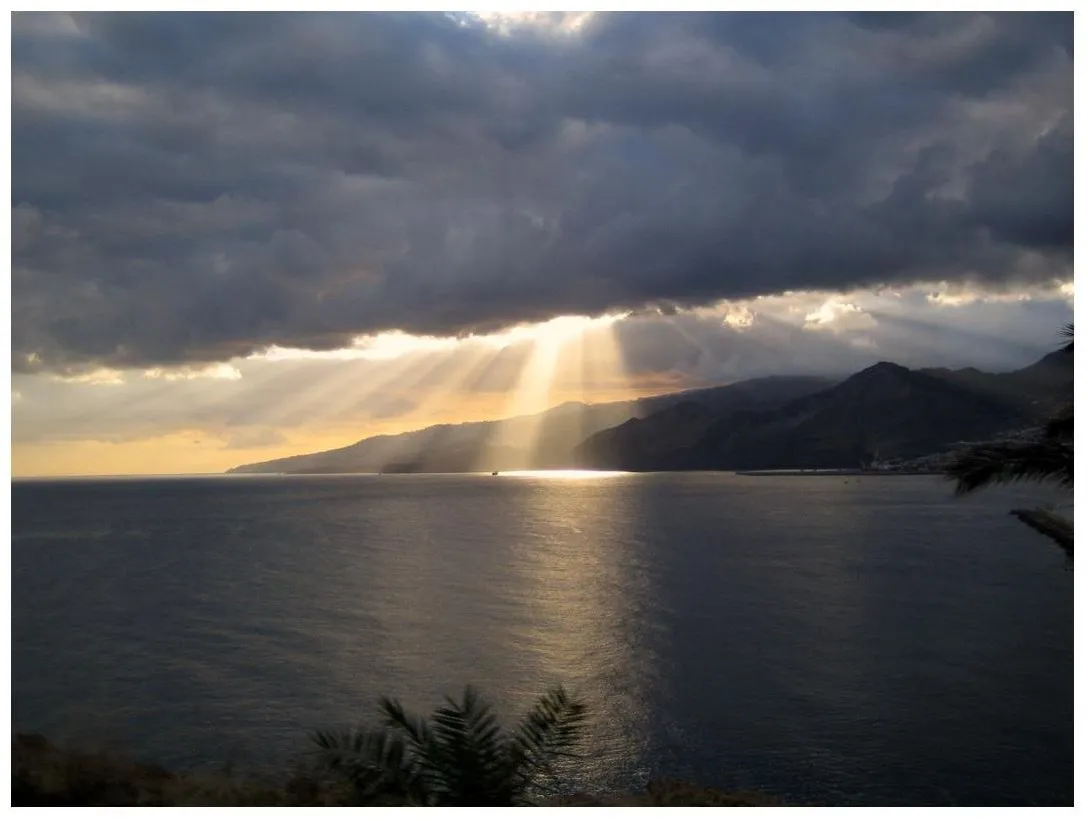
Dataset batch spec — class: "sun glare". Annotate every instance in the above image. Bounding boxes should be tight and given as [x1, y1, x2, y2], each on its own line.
[254, 313, 628, 362]
[467, 11, 596, 36]
[482, 313, 628, 350]
[497, 470, 629, 480]
[474, 312, 630, 471]
[256, 332, 459, 362]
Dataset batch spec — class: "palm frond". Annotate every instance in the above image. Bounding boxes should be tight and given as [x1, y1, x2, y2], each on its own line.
[379, 696, 434, 756]
[509, 686, 587, 796]
[1045, 402, 1074, 440]
[425, 686, 513, 805]
[944, 439, 1074, 495]
[1060, 322, 1074, 352]
[310, 727, 424, 804]
[313, 685, 587, 806]
[1010, 507, 1074, 559]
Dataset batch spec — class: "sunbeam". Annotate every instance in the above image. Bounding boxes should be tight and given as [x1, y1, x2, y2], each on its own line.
[476, 334, 564, 471]
[242, 353, 421, 431]
[473, 314, 631, 471]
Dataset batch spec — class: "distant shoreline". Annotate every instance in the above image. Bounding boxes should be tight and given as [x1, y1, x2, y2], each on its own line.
[15, 469, 947, 481]
[734, 469, 942, 477]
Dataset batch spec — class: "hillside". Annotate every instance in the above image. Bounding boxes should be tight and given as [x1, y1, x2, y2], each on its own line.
[576, 350, 1071, 472]
[228, 350, 1069, 475]
[227, 376, 834, 474]
[920, 349, 1072, 417]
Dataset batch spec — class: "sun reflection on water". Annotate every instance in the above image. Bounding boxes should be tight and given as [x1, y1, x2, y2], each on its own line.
[494, 469, 630, 480]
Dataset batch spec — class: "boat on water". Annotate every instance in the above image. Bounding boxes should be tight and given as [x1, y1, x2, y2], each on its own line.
[491, 471, 499, 476]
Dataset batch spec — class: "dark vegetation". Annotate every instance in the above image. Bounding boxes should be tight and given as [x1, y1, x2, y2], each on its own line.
[12, 687, 778, 806]
[11, 733, 350, 806]
[312, 685, 585, 806]
[943, 324, 1074, 558]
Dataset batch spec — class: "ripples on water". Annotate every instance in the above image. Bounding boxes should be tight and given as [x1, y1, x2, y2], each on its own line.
[11, 473, 1072, 805]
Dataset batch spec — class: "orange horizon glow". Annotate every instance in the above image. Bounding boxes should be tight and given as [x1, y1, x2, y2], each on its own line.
[11, 311, 657, 477]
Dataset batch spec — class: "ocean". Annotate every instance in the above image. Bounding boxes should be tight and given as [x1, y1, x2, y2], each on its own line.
[11, 472, 1073, 805]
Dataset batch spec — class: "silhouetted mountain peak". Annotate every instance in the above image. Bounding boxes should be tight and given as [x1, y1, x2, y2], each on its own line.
[1025, 348, 1073, 370]
[860, 361, 911, 375]
[822, 361, 918, 399]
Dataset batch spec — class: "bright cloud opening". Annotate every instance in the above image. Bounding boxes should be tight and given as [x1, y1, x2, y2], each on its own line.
[254, 313, 629, 363]
[142, 363, 243, 381]
[468, 11, 596, 36]
[803, 300, 878, 334]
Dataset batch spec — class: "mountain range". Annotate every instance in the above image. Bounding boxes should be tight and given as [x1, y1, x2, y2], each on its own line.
[228, 350, 1071, 475]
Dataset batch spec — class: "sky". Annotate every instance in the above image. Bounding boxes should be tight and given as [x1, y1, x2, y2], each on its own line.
[10, 11, 1074, 476]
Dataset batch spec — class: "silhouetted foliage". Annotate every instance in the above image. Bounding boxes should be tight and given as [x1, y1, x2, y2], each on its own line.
[312, 685, 586, 806]
[944, 324, 1073, 557]
[1044, 401, 1074, 441]
[1061, 323, 1074, 353]
[1010, 508, 1074, 558]
[946, 439, 1073, 496]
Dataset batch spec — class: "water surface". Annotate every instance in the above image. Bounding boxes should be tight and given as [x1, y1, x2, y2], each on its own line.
[11, 473, 1072, 805]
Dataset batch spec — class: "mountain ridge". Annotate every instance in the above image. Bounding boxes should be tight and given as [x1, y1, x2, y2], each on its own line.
[577, 350, 1071, 472]
[227, 375, 835, 474]
[228, 350, 1070, 475]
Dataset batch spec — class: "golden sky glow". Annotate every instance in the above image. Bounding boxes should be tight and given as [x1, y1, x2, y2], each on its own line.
[10, 282, 1074, 478]
[11, 13, 1072, 480]
[11, 313, 657, 477]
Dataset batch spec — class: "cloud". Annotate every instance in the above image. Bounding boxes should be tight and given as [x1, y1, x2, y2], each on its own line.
[802, 300, 878, 334]
[11, 12, 1072, 373]
[10, 280, 1072, 457]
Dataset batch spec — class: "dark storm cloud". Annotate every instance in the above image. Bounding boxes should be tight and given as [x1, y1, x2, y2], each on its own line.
[11, 11, 1073, 372]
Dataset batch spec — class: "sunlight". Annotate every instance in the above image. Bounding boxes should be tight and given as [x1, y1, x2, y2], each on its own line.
[467, 11, 596, 37]
[721, 303, 755, 331]
[246, 353, 418, 429]
[482, 313, 628, 351]
[252, 313, 627, 363]
[474, 313, 632, 471]
[34, 310, 638, 477]
[475, 333, 564, 470]
[578, 320, 629, 403]
[496, 469, 629, 479]
[803, 300, 877, 334]
[141, 363, 242, 382]
[51, 368, 125, 386]
[663, 314, 717, 366]
[256, 331, 459, 362]
[368, 344, 506, 465]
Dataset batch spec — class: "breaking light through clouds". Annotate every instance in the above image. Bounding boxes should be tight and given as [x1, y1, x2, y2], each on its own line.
[9, 12, 1073, 475]
[467, 11, 597, 37]
[803, 301, 878, 334]
[11, 278, 1073, 476]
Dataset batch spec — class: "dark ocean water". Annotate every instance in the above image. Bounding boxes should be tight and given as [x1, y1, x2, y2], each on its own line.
[11, 473, 1073, 805]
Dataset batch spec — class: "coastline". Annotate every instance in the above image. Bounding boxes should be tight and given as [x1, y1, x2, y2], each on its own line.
[734, 469, 942, 477]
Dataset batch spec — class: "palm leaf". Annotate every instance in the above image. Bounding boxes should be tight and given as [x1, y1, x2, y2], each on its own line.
[1060, 322, 1074, 352]
[313, 685, 587, 806]
[425, 686, 513, 805]
[509, 686, 586, 796]
[1045, 402, 1073, 440]
[380, 696, 435, 757]
[310, 727, 424, 804]
[944, 439, 1073, 495]
[1010, 507, 1074, 559]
